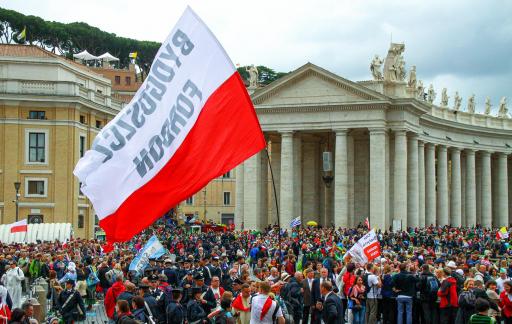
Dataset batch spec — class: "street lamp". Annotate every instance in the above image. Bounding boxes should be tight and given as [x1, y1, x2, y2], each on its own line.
[14, 182, 21, 222]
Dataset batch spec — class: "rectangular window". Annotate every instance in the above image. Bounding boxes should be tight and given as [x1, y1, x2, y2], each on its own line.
[79, 136, 86, 158]
[125, 76, 131, 85]
[28, 180, 45, 196]
[28, 111, 45, 119]
[28, 132, 45, 163]
[223, 192, 231, 205]
[79, 115, 86, 124]
[78, 182, 84, 196]
[185, 197, 193, 205]
[222, 171, 231, 178]
[78, 215, 84, 229]
[115, 76, 121, 85]
[96, 120, 102, 129]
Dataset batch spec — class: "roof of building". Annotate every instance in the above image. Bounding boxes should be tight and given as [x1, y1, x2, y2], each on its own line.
[0, 44, 101, 76]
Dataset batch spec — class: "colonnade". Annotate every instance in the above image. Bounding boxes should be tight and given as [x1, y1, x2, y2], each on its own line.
[236, 128, 511, 230]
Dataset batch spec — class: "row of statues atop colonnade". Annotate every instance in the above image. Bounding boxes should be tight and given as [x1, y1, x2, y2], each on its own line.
[370, 43, 509, 118]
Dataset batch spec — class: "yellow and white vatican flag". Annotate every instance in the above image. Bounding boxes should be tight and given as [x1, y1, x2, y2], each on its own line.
[17, 26, 26, 42]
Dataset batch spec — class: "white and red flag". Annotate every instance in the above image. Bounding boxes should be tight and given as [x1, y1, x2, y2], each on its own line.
[364, 217, 370, 230]
[10, 219, 28, 233]
[74, 7, 265, 250]
[344, 229, 381, 264]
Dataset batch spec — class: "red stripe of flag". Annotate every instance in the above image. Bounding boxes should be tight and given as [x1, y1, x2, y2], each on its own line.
[100, 72, 265, 243]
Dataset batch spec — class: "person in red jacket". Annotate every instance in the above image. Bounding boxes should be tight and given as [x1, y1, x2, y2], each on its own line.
[437, 267, 458, 323]
[342, 262, 356, 319]
[499, 281, 512, 324]
[104, 276, 126, 320]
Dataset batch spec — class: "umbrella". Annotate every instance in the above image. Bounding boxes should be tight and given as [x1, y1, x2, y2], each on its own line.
[306, 221, 318, 226]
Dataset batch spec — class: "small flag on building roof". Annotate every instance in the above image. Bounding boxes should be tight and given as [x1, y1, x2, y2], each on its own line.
[16, 26, 26, 42]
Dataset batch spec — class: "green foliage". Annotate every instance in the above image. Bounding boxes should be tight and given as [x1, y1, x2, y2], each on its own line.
[0, 7, 287, 83]
[0, 6, 160, 72]
[237, 65, 288, 86]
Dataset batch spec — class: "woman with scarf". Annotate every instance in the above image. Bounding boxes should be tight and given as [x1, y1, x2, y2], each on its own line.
[349, 275, 366, 324]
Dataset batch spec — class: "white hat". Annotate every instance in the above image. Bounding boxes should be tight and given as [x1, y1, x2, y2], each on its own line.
[455, 269, 464, 276]
[447, 261, 457, 269]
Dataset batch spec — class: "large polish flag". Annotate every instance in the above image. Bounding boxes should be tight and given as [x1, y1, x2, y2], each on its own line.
[74, 7, 265, 248]
[10, 219, 28, 233]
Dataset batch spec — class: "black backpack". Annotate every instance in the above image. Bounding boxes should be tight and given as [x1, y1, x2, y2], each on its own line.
[363, 273, 371, 296]
[424, 275, 439, 300]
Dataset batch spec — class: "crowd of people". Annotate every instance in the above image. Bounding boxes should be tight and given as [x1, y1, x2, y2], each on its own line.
[1, 223, 512, 324]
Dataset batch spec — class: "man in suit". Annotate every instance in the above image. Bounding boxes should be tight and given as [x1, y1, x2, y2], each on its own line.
[311, 267, 333, 324]
[320, 280, 344, 324]
[302, 268, 315, 324]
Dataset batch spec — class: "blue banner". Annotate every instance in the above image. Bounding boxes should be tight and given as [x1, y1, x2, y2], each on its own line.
[129, 235, 167, 273]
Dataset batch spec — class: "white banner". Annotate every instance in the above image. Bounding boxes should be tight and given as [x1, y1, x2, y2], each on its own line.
[344, 229, 381, 264]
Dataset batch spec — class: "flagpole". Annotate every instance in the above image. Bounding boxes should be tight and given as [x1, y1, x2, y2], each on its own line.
[264, 147, 280, 239]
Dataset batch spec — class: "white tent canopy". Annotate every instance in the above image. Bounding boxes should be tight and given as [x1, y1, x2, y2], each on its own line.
[73, 50, 98, 61]
[98, 52, 119, 62]
[0, 223, 72, 244]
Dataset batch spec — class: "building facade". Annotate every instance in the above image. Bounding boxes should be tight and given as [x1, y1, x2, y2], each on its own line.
[178, 171, 236, 225]
[236, 43, 512, 230]
[0, 45, 123, 238]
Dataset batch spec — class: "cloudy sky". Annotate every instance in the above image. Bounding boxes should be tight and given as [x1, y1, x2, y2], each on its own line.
[3, 0, 512, 113]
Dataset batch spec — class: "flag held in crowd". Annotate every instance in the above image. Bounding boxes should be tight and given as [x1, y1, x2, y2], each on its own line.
[74, 6, 265, 250]
[129, 235, 167, 273]
[344, 229, 381, 264]
[129, 51, 137, 59]
[364, 217, 370, 230]
[497, 226, 509, 240]
[290, 217, 301, 227]
[10, 219, 28, 233]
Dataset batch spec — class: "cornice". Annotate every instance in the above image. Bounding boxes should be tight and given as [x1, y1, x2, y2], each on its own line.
[0, 94, 120, 116]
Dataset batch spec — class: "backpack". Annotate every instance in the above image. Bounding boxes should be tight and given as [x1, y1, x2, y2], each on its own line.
[452, 273, 465, 294]
[425, 276, 439, 299]
[362, 273, 371, 296]
[469, 314, 496, 324]
[118, 314, 144, 324]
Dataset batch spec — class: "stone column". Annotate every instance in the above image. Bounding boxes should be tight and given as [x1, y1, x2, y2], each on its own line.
[269, 142, 281, 225]
[243, 152, 262, 229]
[370, 128, 386, 230]
[334, 129, 348, 227]
[476, 155, 482, 225]
[235, 163, 244, 229]
[279, 131, 294, 229]
[260, 148, 269, 227]
[347, 134, 355, 227]
[425, 143, 436, 226]
[293, 135, 302, 220]
[450, 148, 462, 227]
[465, 149, 477, 227]
[302, 141, 320, 222]
[407, 134, 419, 228]
[497, 152, 509, 227]
[481, 151, 492, 228]
[394, 130, 408, 228]
[437, 145, 449, 226]
[418, 141, 425, 227]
